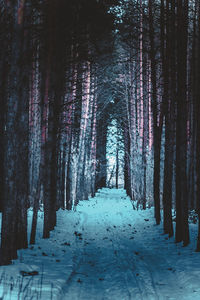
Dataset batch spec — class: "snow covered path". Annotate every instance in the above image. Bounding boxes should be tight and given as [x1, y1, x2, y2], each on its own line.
[61, 188, 200, 300]
[1, 188, 200, 299]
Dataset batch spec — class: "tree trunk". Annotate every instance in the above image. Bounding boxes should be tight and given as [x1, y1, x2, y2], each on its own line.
[149, 0, 161, 225]
[175, 0, 189, 246]
[195, 0, 200, 251]
[1, 3, 29, 264]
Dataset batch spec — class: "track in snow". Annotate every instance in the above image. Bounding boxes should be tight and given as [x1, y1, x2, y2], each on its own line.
[1, 188, 200, 300]
[62, 188, 198, 300]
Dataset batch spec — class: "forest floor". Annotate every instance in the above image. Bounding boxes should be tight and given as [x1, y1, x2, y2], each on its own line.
[1, 188, 200, 300]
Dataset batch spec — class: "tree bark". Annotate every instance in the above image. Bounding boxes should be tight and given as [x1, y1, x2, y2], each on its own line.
[149, 0, 161, 225]
[175, 0, 189, 246]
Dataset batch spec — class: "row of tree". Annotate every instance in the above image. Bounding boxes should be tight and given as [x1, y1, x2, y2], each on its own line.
[116, 0, 200, 249]
[0, 0, 117, 265]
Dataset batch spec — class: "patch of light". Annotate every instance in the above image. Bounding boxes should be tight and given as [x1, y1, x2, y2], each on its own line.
[106, 119, 124, 188]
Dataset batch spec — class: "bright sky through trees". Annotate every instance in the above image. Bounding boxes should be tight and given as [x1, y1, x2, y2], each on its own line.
[106, 119, 124, 187]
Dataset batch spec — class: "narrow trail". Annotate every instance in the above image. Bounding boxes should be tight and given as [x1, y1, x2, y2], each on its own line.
[61, 189, 200, 300]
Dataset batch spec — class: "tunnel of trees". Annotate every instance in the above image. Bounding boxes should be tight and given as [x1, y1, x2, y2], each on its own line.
[1, 0, 200, 265]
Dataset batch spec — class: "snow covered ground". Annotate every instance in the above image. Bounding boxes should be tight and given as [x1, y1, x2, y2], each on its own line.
[1, 188, 200, 299]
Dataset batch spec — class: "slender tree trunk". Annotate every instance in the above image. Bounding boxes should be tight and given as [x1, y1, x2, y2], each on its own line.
[161, 0, 173, 237]
[195, 1, 200, 251]
[76, 61, 91, 202]
[175, 0, 189, 246]
[149, 0, 161, 224]
[116, 128, 119, 189]
[30, 167, 41, 244]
